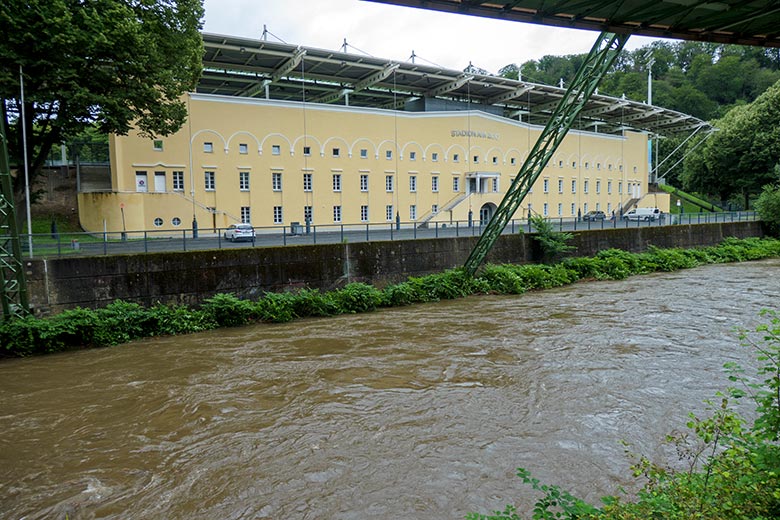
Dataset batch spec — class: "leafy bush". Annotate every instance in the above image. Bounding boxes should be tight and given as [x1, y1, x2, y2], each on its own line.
[291, 288, 338, 318]
[255, 292, 297, 323]
[530, 215, 575, 263]
[331, 282, 383, 313]
[380, 281, 427, 307]
[479, 264, 527, 294]
[145, 303, 213, 336]
[201, 293, 255, 327]
[755, 183, 780, 236]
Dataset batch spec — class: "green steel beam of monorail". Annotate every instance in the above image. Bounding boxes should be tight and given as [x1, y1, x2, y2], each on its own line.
[463, 31, 629, 276]
[0, 103, 29, 320]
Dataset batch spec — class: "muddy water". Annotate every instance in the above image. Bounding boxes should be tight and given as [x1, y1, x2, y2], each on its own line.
[1, 260, 778, 520]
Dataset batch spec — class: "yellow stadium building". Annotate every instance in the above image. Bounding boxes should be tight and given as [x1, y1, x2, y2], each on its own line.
[79, 34, 709, 235]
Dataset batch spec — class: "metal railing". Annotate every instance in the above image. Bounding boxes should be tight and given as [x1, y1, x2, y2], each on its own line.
[18, 211, 759, 259]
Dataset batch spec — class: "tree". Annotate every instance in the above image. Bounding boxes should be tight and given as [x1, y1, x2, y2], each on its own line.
[0, 0, 204, 195]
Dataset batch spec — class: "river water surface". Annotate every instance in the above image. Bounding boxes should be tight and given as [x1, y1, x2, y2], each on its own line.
[2, 260, 779, 519]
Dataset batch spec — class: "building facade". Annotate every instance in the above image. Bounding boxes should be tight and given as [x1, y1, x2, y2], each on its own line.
[80, 92, 657, 234]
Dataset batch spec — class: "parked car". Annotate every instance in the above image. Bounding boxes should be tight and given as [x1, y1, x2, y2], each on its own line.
[224, 223, 256, 242]
[582, 210, 606, 221]
[623, 207, 660, 221]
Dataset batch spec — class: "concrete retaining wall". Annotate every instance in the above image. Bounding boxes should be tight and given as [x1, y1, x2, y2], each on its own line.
[24, 221, 764, 316]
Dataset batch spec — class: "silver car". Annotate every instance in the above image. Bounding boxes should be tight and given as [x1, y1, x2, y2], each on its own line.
[224, 223, 256, 242]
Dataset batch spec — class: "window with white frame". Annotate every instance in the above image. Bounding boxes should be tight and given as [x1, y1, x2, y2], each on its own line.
[472, 155, 479, 164]
[409, 175, 417, 192]
[386, 205, 394, 221]
[572, 161, 577, 168]
[584, 180, 589, 194]
[557, 203, 562, 216]
[559, 160, 564, 168]
[204, 171, 215, 191]
[618, 181, 623, 194]
[153, 140, 163, 151]
[453, 177, 460, 192]
[432, 204, 438, 213]
[203, 142, 213, 153]
[511, 157, 516, 165]
[596, 180, 601, 194]
[409, 205, 417, 220]
[239, 143, 248, 154]
[453, 153, 459, 162]
[596, 202, 601, 211]
[543, 178, 549, 193]
[558, 178, 564, 193]
[607, 203, 612, 213]
[543, 202, 548, 216]
[360, 174, 368, 192]
[272, 172, 282, 191]
[239, 171, 250, 191]
[492, 178, 498, 192]
[571, 179, 576, 193]
[332, 173, 341, 192]
[431, 152, 439, 162]
[332, 148, 340, 158]
[431, 175, 439, 192]
[172, 171, 184, 191]
[304, 206, 312, 223]
[360, 148, 368, 159]
[303, 173, 312, 192]
[241, 206, 251, 224]
[333, 205, 342, 223]
[273, 206, 282, 224]
[583, 202, 589, 213]
[272, 145, 281, 155]
[386, 150, 393, 160]
[303, 146, 311, 156]
[409, 151, 416, 161]
[360, 205, 369, 222]
[571, 203, 576, 215]
[385, 175, 394, 192]
[585, 162, 590, 170]
[607, 180, 612, 194]
[492, 156, 498, 165]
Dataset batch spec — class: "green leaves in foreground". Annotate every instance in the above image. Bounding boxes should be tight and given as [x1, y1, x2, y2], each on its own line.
[2, 237, 780, 357]
[467, 310, 780, 520]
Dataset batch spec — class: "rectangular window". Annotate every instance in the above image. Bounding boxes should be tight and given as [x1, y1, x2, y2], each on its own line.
[303, 146, 311, 156]
[596, 180, 601, 194]
[431, 176, 439, 192]
[607, 180, 612, 194]
[333, 205, 342, 223]
[431, 204, 438, 213]
[584, 180, 589, 194]
[543, 202, 548, 216]
[203, 142, 213, 153]
[304, 206, 312, 223]
[583, 202, 589, 213]
[332, 173, 341, 192]
[607, 203, 612, 214]
[558, 179, 563, 194]
[272, 172, 282, 191]
[431, 152, 439, 162]
[543, 178, 549, 193]
[409, 205, 417, 220]
[492, 156, 498, 165]
[239, 143, 248, 154]
[204, 171, 215, 191]
[273, 206, 282, 224]
[409, 151, 416, 161]
[153, 140, 163, 151]
[241, 206, 251, 224]
[571, 179, 576, 193]
[360, 148, 368, 159]
[332, 148, 340, 158]
[239, 171, 250, 191]
[272, 145, 281, 155]
[453, 153, 459, 162]
[453, 177, 460, 192]
[511, 157, 516, 165]
[360, 205, 369, 222]
[618, 181, 623, 194]
[596, 202, 601, 211]
[557, 203, 563, 216]
[360, 174, 368, 192]
[385, 175, 394, 192]
[571, 203, 576, 216]
[386, 150, 392, 160]
[172, 171, 184, 191]
[409, 175, 417, 192]
[473, 155, 479, 164]
[303, 173, 312, 192]
[491, 178, 498, 192]
[386, 205, 394, 221]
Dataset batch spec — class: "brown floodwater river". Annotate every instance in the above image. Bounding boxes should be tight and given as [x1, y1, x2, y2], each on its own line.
[1, 259, 779, 519]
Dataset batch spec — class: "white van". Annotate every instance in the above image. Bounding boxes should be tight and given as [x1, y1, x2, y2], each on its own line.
[623, 207, 660, 221]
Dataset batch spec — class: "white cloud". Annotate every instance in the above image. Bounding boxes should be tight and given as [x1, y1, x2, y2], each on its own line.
[203, 0, 666, 74]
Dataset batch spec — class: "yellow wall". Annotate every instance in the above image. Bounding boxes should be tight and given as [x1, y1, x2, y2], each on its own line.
[89, 93, 650, 233]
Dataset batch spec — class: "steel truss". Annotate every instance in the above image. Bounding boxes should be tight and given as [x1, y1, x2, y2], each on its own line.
[464, 32, 630, 275]
[0, 108, 29, 320]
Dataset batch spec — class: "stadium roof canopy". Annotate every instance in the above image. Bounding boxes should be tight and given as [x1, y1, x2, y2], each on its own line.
[365, 0, 780, 48]
[201, 32, 709, 137]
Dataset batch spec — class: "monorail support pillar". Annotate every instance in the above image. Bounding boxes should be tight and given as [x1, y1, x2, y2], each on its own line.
[464, 32, 629, 275]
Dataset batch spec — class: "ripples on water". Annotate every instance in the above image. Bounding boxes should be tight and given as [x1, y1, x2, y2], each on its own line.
[1, 260, 778, 519]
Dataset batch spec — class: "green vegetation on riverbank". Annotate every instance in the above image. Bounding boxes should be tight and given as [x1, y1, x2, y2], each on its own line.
[467, 309, 780, 520]
[2, 237, 780, 358]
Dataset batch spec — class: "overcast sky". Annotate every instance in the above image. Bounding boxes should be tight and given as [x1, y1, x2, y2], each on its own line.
[202, 0, 665, 75]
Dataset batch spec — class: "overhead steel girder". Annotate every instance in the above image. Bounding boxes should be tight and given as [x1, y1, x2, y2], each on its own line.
[0, 105, 29, 320]
[464, 31, 629, 276]
[425, 74, 473, 97]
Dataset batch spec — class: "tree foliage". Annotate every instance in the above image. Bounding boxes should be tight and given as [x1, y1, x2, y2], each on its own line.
[0, 0, 204, 191]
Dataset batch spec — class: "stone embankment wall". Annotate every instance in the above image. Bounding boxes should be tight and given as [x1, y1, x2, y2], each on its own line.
[25, 221, 764, 315]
